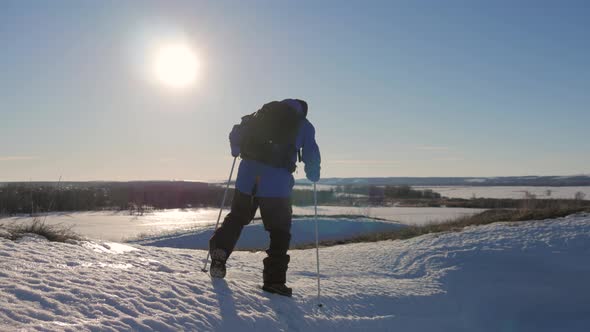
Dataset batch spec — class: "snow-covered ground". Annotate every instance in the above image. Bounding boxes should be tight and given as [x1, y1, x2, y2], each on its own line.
[0, 206, 482, 242]
[1, 214, 589, 331]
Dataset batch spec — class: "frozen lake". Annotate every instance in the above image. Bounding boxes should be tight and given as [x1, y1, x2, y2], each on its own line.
[417, 186, 590, 200]
[295, 185, 590, 200]
[1, 206, 483, 242]
[293, 205, 483, 225]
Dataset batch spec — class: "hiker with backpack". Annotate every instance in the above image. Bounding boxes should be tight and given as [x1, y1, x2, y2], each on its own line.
[208, 98, 321, 297]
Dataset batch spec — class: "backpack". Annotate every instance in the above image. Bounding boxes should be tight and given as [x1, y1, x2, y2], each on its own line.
[239, 101, 305, 173]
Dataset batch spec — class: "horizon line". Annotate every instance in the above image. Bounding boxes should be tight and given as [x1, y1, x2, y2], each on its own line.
[1, 174, 589, 184]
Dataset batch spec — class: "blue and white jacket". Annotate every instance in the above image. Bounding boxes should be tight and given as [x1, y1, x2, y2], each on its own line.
[229, 99, 321, 198]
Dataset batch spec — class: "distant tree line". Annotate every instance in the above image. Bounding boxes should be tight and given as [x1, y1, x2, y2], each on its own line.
[335, 185, 441, 199]
[0, 182, 342, 216]
[312, 176, 590, 187]
[15, 181, 586, 215]
[0, 182, 227, 215]
[291, 188, 337, 206]
[383, 185, 441, 199]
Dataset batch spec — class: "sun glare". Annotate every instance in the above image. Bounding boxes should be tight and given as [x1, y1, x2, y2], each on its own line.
[154, 43, 199, 89]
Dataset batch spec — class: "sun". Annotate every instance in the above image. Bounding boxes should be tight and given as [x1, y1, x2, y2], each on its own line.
[153, 43, 199, 89]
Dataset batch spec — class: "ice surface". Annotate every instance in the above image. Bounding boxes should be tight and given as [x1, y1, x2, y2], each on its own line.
[132, 218, 406, 250]
[294, 185, 590, 200]
[1, 206, 483, 242]
[416, 186, 590, 200]
[293, 206, 484, 225]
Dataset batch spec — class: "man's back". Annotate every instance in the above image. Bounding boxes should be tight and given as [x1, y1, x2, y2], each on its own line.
[231, 101, 321, 197]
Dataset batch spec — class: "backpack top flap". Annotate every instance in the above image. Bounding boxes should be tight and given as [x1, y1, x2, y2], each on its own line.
[254, 101, 303, 144]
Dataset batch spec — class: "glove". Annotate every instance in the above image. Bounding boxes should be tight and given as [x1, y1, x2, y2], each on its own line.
[230, 144, 240, 158]
[229, 124, 242, 157]
[305, 164, 320, 183]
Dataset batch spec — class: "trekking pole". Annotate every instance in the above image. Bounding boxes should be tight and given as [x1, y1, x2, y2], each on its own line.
[314, 182, 323, 307]
[202, 157, 237, 272]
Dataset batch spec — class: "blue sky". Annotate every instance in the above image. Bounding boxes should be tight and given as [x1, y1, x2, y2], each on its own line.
[1, 0, 589, 181]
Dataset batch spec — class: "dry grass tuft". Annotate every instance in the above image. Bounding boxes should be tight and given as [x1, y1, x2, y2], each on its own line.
[0, 218, 81, 242]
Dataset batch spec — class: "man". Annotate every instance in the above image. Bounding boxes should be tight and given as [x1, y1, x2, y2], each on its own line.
[209, 98, 321, 297]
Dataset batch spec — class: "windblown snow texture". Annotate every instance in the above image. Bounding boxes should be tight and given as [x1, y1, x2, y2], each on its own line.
[1, 214, 590, 331]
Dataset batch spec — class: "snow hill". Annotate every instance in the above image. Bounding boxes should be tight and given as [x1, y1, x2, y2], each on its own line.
[1, 214, 590, 331]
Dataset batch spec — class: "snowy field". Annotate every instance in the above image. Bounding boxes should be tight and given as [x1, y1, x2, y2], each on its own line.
[0, 206, 483, 242]
[295, 185, 590, 200]
[1, 213, 589, 331]
[414, 186, 590, 200]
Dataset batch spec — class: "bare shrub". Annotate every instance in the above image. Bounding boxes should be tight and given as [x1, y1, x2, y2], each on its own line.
[0, 218, 81, 242]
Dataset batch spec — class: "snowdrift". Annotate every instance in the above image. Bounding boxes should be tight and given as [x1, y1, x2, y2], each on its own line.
[1, 214, 590, 331]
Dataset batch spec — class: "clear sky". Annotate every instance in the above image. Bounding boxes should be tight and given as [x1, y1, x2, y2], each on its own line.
[1, 0, 589, 181]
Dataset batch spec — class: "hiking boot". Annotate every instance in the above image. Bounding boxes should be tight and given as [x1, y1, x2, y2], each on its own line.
[209, 249, 227, 279]
[262, 283, 293, 297]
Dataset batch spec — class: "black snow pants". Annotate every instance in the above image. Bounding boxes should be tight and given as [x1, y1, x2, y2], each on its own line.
[209, 190, 292, 284]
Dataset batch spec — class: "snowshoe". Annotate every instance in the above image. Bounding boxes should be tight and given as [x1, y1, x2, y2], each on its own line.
[209, 249, 227, 279]
[262, 283, 293, 297]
